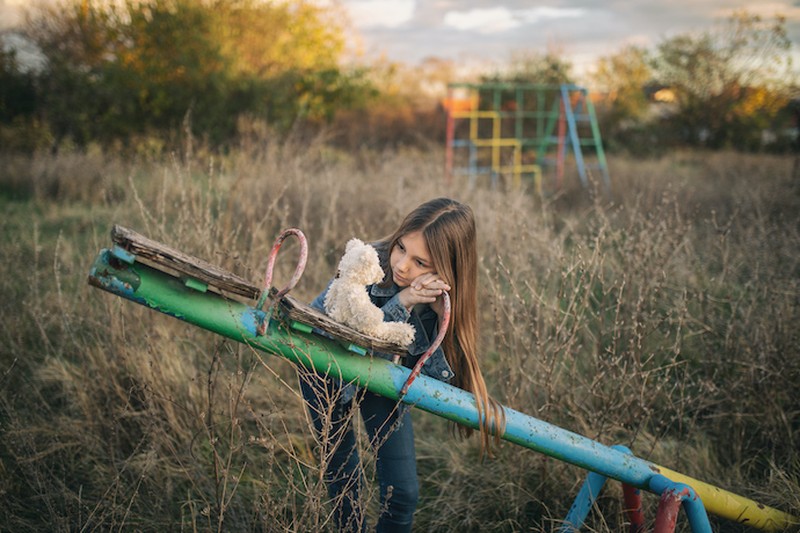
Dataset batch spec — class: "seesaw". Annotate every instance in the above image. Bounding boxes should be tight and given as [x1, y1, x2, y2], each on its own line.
[87, 225, 798, 532]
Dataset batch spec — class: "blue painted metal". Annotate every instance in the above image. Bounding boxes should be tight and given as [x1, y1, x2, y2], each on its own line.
[111, 244, 136, 264]
[561, 471, 607, 532]
[561, 84, 588, 188]
[561, 444, 635, 532]
[87, 249, 798, 532]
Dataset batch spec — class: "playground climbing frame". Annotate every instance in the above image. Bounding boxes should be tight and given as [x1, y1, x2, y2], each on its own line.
[444, 82, 611, 193]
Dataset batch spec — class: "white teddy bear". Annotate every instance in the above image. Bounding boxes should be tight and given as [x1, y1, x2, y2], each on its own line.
[324, 238, 416, 347]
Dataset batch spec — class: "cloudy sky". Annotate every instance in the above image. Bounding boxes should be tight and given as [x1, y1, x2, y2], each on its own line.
[2, 0, 798, 76]
[338, 0, 800, 74]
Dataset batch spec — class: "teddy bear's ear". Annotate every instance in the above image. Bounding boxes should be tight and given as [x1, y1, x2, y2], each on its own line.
[345, 238, 364, 253]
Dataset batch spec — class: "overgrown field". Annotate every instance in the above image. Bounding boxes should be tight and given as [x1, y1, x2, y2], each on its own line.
[0, 141, 798, 532]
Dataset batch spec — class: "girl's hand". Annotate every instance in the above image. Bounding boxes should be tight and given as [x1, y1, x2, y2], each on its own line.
[397, 273, 451, 312]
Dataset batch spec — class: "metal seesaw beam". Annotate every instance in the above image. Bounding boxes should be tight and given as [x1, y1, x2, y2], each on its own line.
[87, 247, 798, 532]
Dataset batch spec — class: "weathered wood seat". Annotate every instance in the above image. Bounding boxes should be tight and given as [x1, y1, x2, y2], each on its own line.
[111, 225, 406, 356]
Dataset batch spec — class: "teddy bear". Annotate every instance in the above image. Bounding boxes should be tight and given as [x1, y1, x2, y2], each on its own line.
[324, 238, 416, 347]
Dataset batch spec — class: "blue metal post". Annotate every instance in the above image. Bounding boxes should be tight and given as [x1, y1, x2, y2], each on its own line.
[562, 444, 641, 532]
[561, 471, 608, 532]
[561, 84, 588, 188]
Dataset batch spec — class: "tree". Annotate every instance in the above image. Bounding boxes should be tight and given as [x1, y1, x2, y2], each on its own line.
[651, 11, 793, 149]
[214, 0, 346, 78]
[589, 45, 655, 153]
[483, 50, 575, 86]
[0, 44, 37, 122]
[592, 46, 651, 128]
[20, 0, 373, 146]
[23, 0, 121, 143]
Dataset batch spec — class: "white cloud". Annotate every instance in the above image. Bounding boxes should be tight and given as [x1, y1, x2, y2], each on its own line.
[444, 7, 519, 33]
[519, 7, 585, 24]
[444, 5, 586, 34]
[345, 0, 416, 29]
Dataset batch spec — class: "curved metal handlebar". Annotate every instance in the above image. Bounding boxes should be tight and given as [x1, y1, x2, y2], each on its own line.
[399, 290, 451, 398]
[256, 228, 308, 334]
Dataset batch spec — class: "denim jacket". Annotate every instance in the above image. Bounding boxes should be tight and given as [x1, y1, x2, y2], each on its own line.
[310, 279, 455, 388]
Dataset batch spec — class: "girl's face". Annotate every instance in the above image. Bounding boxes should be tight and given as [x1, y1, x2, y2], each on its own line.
[390, 231, 435, 287]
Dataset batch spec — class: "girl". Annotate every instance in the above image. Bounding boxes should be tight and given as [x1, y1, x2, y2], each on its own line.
[299, 197, 505, 532]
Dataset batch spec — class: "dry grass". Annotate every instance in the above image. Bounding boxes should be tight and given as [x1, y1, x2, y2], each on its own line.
[0, 140, 798, 532]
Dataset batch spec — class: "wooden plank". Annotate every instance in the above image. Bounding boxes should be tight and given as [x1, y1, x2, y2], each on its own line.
[279, 293, 406, 356]
[110, 225, 407, 356]
[111, 225, 261, 300]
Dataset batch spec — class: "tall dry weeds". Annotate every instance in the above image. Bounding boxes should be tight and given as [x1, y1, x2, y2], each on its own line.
[0, 143, 797, 531]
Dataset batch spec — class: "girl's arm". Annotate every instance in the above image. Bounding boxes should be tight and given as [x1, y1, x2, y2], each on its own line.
[379, 293, 412, 323]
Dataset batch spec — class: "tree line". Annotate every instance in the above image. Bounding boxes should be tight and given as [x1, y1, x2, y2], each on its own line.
[591, 12, 795, 153]
[0, 2, 795, 154]
[1, 0, 375, 151]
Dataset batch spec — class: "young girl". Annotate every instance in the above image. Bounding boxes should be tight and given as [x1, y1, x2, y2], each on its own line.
[299, 197, 505, 532]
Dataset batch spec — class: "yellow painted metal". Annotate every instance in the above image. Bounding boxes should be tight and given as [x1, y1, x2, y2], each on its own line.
[654, 464, 798, 531]
[470, 138, 519, 146]
[512, 140, 521, 189]
[492, 112, 500, 174]
[491, 164, 539, 173]
[532, 164, 542, 195]
[462, 110, 499, 140]
[452, 109, 536, 188]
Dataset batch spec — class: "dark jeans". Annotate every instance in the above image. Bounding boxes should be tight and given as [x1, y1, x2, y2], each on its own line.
[299, 370, 419, 533]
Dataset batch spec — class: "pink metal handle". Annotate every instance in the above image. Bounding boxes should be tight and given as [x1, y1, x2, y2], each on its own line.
[399, 291, 451, 398]
[256, 228, 308, 334]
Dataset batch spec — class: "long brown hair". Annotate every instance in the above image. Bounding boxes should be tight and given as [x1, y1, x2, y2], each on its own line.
[377, 198, 505, 455]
